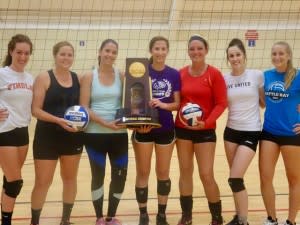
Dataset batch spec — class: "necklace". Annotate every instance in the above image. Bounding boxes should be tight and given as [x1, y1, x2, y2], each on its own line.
[189, 64, 208, 77]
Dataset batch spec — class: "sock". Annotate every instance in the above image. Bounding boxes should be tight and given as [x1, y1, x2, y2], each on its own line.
[208, 201, 223, 223]
[180, 195, 193, 216]
[1, 211, 12, 225]
[238, 215, 248, 225]
[139, 206, 147, 215]
[61, 202, 73, 223]
[31, 208, 42, 225]
[158, 204, 167, 216]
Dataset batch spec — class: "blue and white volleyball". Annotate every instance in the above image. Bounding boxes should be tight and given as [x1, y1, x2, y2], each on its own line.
[64, 105, 89, 131]
[180, 103, 203, 126]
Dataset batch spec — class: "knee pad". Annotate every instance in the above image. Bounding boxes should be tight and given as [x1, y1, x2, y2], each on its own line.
[111, 167, 127, 193]
[3, 176, 7, 189]
[135, 186, 148, 204]
[4, 179, 23, 198]
[228, 178, 245, 193]
[157, 179, 171, 196]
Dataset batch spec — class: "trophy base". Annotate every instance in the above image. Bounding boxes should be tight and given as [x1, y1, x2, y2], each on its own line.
[115, 108, 161, 128]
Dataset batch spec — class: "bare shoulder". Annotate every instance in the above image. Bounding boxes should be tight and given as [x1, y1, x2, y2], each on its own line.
[80, 71, 93, 85]
[34, 71, 50, 85]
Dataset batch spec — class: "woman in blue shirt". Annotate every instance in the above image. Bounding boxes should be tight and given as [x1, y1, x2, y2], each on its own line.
[259, 41, 300, 225]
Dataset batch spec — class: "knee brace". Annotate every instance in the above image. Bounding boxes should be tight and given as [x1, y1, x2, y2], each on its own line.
[4, 179, 23, 198]
[157, 179, 171, 196]
[135, 186, 148, 204]
[3, 176, 7, 189]
[110, 167, 127, 194]
[228, 178, 245, 193]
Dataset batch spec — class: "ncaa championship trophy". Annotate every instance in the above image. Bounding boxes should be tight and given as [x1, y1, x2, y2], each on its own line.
[115, 58, 161, 128]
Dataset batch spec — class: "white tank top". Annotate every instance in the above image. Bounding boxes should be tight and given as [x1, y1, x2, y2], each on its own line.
[0, 66, 33, 132]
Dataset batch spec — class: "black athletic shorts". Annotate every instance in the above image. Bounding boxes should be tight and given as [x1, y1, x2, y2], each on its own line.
[175, 127, 216, 143]
[132, 130, 175, 145]
[223, 127, 261, 152]
[33, 122, 83, 160]
[260, 129, 300, 146]
[0, 127, 29, 147]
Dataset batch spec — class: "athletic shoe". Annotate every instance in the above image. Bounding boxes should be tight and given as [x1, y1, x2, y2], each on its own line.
[106, 217, 122, 225]
[60, 221, 73, 225]
[156, 214, 169, 225]
[139, 213, 149, 225]
[211, 219, 223, 225]
[226, 215, 239, 225]
[177, 214, 192, 225]
[283, 220, 296, 225]
[95, 217, 106, 225]
[263, 217, 278, 225]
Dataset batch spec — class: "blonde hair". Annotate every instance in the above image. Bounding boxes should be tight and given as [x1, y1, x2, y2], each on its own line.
[273, 41, 297, 89]
[52, 41, 74, 57]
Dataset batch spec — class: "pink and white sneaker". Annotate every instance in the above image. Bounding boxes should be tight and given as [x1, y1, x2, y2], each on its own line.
[105, 217, 122, 225]
[95, 217, 106, 225]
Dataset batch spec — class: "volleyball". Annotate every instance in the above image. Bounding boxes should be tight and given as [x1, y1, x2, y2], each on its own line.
[64, 105, 89, 131]
[179, 103, 203, 126]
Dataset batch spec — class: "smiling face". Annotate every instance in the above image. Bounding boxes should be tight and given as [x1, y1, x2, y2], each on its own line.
[188, 39, 208, 64]
[150, 40, 169, 64]
[98, 42, 118, 66]
[271, 44, 291, 72]
[10, 42, 31, 72]
[54, 45, 74, 70]
[227, 45, 246, 72]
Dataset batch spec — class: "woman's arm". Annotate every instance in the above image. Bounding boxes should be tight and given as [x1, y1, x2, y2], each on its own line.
[32, 72, 76, 132]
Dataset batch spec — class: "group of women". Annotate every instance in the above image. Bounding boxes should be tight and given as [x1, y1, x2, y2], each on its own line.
[0, 33, 299, 225]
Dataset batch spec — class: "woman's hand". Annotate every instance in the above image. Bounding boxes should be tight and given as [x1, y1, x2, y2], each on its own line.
[149, 98, 166, 109]
[135, 125, 153, 133]
[0, 108, 9, 121]
[293, 123, 300, 135]
[185, 120, 205, 130]
[57, 118, 79, 132]
[104, 120, 126, 130]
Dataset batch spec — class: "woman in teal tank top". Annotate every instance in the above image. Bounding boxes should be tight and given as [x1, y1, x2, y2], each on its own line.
[80, 39, 128, 225]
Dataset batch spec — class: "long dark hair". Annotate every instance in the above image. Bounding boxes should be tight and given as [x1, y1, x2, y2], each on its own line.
[188, 35, 208, 50]
[2, 34, 33, 67]
[148, 36, 169, 64]
[226, 38, 247, 61]
[98, 39, 118, 66]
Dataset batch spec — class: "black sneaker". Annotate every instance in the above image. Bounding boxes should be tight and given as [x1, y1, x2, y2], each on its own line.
[156, 214, 169, 225]
[60, 221, 73, 225]
[226, 215, 239, 225]
[211, 217, 224, 225]
[178, 214, 192, 225]
[139, 213, 149, 225]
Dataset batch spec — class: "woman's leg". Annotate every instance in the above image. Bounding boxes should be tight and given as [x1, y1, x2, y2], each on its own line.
[194, 142, 223, 224]
[281, 145, 300, 224]
[30, 159, 57, 224]
[86, 145, 107, 220]
[155, 141, 175, 224]
[259, 140, 280, 221]
[226, 142, 255, 225]
[0, 145, 28, 225]
[176, 139, 194, 224]
[59, 153, 82, 223]
[133, 139, 154, 223]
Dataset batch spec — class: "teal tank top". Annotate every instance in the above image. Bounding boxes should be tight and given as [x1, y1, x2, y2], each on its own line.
[85, 68, 126, 134]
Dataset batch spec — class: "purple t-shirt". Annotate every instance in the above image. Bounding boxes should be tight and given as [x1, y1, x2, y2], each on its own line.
[149, 65, 181, 133]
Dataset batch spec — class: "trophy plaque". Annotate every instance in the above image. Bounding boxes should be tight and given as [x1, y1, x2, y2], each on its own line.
[115, 58, 161, 128]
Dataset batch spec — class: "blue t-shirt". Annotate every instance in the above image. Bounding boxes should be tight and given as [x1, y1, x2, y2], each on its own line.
[263, 68, 300, 136]
[149, 65, 181, 133]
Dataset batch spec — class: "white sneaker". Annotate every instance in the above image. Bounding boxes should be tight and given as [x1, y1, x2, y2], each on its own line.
[263, 217, 278, 225]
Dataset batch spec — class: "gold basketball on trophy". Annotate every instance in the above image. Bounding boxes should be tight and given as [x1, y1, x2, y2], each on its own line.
[129, 62, 146, 78]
